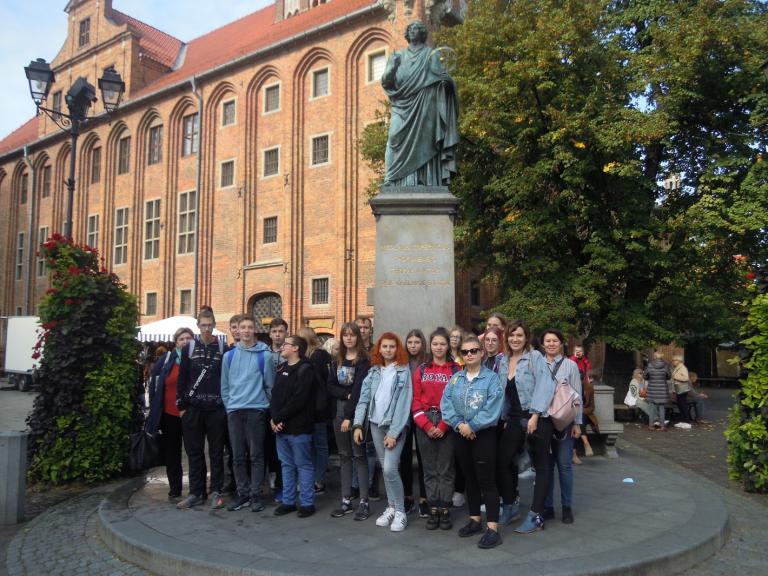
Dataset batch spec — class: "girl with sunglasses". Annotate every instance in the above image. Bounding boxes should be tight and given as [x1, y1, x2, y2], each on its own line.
[440, 335, 504, 549]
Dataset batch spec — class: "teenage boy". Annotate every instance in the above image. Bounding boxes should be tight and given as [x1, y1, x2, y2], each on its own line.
[266, 317, 288, 499]
[176, 309, 227, 509]
[271, 335, 316, 517]
[355, 315, 373, 353]
[228, 314, 243, 349]
[221, 315, 274, 512]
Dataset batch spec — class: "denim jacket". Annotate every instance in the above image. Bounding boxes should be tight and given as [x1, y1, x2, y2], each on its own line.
[440, 365, 502, 433]
[353, 364, 412, 439]
[508, 349, 555, 419]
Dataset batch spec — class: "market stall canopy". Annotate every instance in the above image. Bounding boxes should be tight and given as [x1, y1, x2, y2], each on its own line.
[137, 315, 227, 342]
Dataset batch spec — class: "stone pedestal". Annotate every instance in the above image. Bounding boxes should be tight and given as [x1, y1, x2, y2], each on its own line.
[369, 186, 459, 339]
[0, 431, 28, 525]
[592, 384, 624, 458]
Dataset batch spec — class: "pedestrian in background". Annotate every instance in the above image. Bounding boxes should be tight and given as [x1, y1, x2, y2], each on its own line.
[644, 352, 671, 431]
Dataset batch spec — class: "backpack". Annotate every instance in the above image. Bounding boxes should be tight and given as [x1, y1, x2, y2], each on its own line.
[223, 345, 267, 381]
[547, 358, 582, 432]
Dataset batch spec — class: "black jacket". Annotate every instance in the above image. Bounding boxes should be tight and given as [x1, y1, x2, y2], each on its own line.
[177, 337, 224, 411]
[327, 356, 371, 421]
[308, 348, 333, 422]
[270, 359, 315, 435]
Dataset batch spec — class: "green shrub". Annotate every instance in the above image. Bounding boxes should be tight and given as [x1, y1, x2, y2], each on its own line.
[26, 234, 141, 484]
[725, 291, 768, 493]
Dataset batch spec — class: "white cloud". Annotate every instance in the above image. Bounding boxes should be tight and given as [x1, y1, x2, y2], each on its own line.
[0, 0, 271, 141]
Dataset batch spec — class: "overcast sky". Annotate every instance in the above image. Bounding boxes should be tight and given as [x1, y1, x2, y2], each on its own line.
[0, 0, 272, 141]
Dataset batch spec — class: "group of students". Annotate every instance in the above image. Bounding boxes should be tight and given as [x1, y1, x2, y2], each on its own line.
[146, 309, 587, 550]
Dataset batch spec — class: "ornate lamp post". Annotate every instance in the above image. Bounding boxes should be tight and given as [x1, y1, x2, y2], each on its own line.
[24, 59, 125, 238]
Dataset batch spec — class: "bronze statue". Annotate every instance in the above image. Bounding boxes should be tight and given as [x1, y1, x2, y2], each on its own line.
[382, 21, 459, 187]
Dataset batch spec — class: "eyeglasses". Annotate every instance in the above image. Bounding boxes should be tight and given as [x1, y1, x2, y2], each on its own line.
[459, 347, 481, 356]
[281, 341, 297, 348]
[198, 324, 214, 331]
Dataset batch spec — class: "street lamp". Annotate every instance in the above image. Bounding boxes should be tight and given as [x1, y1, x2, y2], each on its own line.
[24, 60, 125, 238]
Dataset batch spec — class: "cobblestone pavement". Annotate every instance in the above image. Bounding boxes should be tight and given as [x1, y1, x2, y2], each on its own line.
[4, 484, 149, 576]
[618, 386, 768, 576]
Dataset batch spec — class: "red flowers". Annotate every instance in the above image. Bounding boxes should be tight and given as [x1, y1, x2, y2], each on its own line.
[65, 298, 75, 306]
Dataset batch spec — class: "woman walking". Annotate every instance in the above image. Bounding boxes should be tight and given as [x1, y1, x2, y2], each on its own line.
[353, 333, 413, 532]
[412, 328, 461, 529]
[147, 327, 194, 500]
[327, 322, 372, 520]
[441, 334, 504, 549]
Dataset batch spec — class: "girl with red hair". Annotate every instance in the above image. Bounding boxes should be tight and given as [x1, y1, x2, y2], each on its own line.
[353, 332, 413, 532]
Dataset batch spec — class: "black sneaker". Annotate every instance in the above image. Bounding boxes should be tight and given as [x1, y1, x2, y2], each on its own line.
[404, 497, 415, 515]
[458, 519, 483, 538]
[418, 501, 429, 518]
[477, 528, 502, 549]
[250, 499, 266, 513]
[562, 506, 574, 524]
[274, 503, 297, 516]
[439, 508, 453, 531]
[331, 499, 354, 518]
[368, 484, 381, 501]
[426, 508, 440, 530]
[227, 495, 251, 511]
[543, 507, 555, 520]
[298, 505, 316, 518]
[353, 500, 371, 521]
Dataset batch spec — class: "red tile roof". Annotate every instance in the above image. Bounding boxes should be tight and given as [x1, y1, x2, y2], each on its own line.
[111, 9, 184, 69]
[0, 116, 39, 158]
[0, 0, 380, 159]
[132, 0, 377, 97]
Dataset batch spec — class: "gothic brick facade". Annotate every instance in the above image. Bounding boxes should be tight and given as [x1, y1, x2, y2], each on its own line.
[0, 0, 473, 336]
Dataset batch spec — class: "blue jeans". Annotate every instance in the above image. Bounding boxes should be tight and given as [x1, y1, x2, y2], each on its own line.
[312, 422, 329, 485]
[227, 409, 267, 499]
[276, 433, 315, 507]
[545, 424, 574, 508]
[369, 423, 406, 513]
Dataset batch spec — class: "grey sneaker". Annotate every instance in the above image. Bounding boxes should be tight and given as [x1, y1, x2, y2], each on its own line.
[210, 491, 225, 510]
[331, 499, 354, 518]
[353, 500, 370, 521]
[176, 494, 204, 509]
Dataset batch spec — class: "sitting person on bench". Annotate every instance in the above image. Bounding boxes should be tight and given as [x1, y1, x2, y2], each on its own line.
[688, 371, 708, 423]
[625, 369, 652, 423]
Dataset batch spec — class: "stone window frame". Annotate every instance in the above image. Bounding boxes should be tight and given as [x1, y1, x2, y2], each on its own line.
[262, 215, 278, 245]
[37, 226, 49, 277]
[177, 189, 196, 255]
[219, 158, 236, 189]
[309, 132, 331, 167]
[310, 276, 330, 307]
[179, 289, 193, 315]
[143, 198, 161, 261]
[87, 214, 99, 248]
[263, 82, 281, 115]
[78, 18, 91, 48]
[41, 165, 52, 199]
[262, 146, 280, 179]
[147, 124, 163, 166]
[113, 206, 129, 265]
[144, 292, 158, 317]
[310, 67, 331, 100]
[366, 48, 388, 85]
[221, 98, 237, 127]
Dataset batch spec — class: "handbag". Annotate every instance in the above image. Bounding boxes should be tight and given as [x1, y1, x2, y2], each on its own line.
[547, 359, 582, 431]
[128, 430, 162, 471]
[624, 389, 637, 407]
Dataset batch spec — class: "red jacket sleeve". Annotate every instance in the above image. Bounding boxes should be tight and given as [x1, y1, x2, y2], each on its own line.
[411, 366, 432, 433]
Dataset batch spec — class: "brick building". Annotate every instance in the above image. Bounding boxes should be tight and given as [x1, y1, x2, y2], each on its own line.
[0, 0, 473, 337]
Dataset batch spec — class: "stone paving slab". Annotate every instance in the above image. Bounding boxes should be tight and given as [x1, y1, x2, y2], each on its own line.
[98, 450, 728, 576]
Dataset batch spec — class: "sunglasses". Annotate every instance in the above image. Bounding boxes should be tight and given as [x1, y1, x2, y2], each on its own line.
[459, 347, 481, 356]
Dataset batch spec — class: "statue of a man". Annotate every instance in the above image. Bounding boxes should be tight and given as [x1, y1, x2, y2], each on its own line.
[381, 21, 459, 187]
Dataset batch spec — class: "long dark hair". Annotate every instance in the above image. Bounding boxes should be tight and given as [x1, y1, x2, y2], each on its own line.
[503, 319, 532, 354]
[426, 326, 452, 364]
[338, 321, 368, 365]
[405, 328, 427, 365]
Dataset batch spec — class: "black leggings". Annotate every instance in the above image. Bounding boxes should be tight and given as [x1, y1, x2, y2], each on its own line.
[676, 392, 690, 422]
[455, 427, 500, 523]
[496, 420, 525, 504]
[527, 416, 554, 514]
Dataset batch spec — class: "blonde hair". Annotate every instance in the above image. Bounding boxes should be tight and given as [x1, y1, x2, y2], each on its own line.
[297, 326, 319, 357]
[632, 368, 644, 380]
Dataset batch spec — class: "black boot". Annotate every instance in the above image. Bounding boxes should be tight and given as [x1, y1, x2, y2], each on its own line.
[426, 506, 440, 530]
[439, 506, 452, 530]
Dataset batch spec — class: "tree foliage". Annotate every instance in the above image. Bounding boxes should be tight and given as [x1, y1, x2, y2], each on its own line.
[434, 0, 768, 347]
[26, 235, 141, 484]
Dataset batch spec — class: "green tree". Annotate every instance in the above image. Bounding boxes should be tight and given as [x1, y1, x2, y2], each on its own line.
[26, 234, 141, 484]
[432, 0, 768, 346]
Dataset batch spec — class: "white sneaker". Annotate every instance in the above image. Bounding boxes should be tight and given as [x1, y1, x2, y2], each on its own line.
[375, 507, 395, 527]
[452, 492, 465, 507]
[390, 511, 407, 532]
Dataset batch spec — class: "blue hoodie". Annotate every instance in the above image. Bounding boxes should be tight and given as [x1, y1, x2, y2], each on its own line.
[221, 341, 274, 413]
